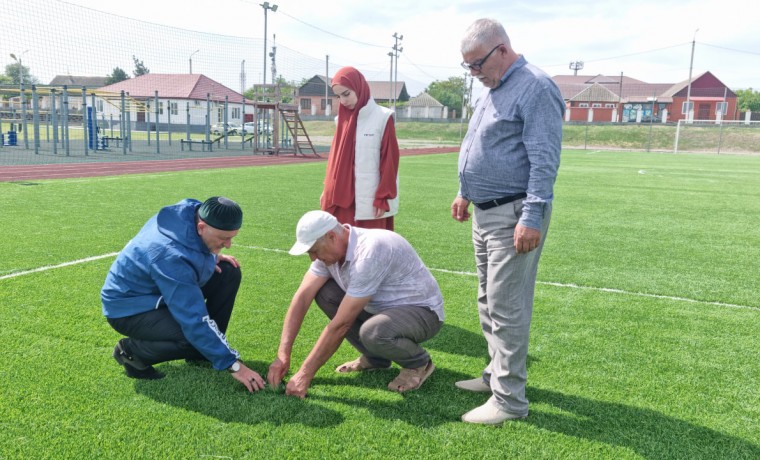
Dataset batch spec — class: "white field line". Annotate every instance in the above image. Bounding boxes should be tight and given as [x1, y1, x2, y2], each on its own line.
[3, 247, 758, 313]
[430, 267, 759, 312]
[0, 252, 118, 280]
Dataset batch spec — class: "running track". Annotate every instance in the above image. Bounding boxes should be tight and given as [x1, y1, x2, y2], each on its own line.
[0, 147, 455, 182]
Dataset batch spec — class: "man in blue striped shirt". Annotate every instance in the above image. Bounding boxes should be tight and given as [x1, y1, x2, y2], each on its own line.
[451, 18, 564, 425]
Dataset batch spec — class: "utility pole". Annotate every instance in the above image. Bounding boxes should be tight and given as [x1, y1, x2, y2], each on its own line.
[388, 51, 394, 109]
[569, 61, 584, 76]
[391, 32, 403, 115]
[617, 71, 623, 122]
[685, 29, 699, 122]
[325, 55, 330, 116]
[189, 49, 199, 74]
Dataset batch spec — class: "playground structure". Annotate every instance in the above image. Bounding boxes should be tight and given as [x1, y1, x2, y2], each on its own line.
[248, 83, 318, 157]
[0, 82, 319, 160]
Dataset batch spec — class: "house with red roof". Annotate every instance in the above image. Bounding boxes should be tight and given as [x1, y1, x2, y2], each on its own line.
[553, 71, 737, 123]
[96, 74, 252, 130]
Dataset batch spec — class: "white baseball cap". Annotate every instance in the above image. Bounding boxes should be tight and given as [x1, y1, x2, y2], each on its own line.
[288, 210, 340, 255]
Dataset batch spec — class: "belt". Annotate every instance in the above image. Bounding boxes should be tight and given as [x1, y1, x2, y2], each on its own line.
[473, 193, 527, 210]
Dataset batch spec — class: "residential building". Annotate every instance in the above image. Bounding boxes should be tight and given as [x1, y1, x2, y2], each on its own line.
[554, 71, 737, 123]
[405, 92, 447, 119]
[297, 75, 409, 116]
[96, 74, 252, 130]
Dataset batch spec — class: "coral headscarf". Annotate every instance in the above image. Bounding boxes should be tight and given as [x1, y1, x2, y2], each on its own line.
[321, 66, 371, 211]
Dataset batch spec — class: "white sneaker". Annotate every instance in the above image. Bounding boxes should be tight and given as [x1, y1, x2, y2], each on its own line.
[461, 399, 527, 425]
[454, 378, 491, 392]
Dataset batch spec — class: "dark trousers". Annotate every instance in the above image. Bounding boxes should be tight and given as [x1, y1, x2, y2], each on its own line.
[107, 262, 241, 366]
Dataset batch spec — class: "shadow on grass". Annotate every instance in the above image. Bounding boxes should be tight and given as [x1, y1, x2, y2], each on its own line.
[305, 374, 758, 457]
[133, 360, 343, 427]
[526, 387, 759, 459]
[423, 323, 540, 371]
[307, 367, 487, 427]
[424, 323, 489, 359]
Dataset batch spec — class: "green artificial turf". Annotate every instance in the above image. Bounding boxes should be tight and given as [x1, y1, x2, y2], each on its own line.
[1, 150, 758, 459]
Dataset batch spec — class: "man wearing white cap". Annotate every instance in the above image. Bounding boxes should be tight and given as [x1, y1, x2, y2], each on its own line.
[267, 210, 444, 398]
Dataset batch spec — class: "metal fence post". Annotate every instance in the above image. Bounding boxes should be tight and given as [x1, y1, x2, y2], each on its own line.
[83, 86, 89, 155]
[21, 82, 29, 149]
[32, 85, 40, 154]
[62, 85, 70, 156]
[155, 91, 160, 154]
[51, 89, 58, 155]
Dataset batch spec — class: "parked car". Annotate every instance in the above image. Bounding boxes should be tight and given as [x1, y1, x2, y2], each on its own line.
[242, 120, 273, 135]
[211, 123, 241, 135]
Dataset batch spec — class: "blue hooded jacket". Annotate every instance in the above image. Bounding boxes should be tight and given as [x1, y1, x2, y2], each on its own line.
[101, 199, 239, 370]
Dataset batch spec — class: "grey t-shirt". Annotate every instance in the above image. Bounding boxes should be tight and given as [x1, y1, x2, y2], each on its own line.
[309, 226, 444, 321]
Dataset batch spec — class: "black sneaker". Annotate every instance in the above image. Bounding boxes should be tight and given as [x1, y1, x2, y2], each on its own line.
[113, 339, 165, 380]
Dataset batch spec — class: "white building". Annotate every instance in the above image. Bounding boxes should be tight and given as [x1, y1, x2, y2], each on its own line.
[406, 92, 447, 119]
[96, 74, 252, 129]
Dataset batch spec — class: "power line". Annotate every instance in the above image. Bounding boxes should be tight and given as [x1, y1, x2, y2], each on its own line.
[274, 9, 387, 49]
[565, 42, 690, 66]
[700, 42, 760, 57]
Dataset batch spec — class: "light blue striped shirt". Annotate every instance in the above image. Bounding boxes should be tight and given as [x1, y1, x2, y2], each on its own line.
[458, 55, 564, 230]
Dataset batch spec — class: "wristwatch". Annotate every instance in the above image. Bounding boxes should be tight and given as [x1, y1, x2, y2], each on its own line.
[227, 360, 241, 373]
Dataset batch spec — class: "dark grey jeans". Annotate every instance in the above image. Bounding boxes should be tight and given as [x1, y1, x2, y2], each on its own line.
[107, 261, 241, 366]
[314, 279, 442, 369]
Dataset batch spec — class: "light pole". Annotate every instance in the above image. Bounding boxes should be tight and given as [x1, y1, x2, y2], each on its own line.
[189, 49, 199, 74]
[10, 50, 28, 85]
[260, 2, 278, 85]
[10, 50, 29, 148]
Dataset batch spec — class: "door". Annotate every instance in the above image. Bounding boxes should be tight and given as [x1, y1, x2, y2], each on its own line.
[698, 103, 710, 120]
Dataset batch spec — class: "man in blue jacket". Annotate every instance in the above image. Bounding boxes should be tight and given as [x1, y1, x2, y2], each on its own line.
[102, 196, 265, 392]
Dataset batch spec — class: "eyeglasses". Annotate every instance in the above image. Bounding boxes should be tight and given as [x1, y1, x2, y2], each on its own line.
[461, 44, 503, 71]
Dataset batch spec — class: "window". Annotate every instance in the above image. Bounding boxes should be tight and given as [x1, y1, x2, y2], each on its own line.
[591, 103, 601, 108]
[232, 107, 240, 119]
[321, 98, 331, 110]
[716, 102, 728, 115]
[217, 108, 223, 123]
[97, 100, 104, 111]
[170, 102, 178, 116]
[578, 103, 589, 108]
[300, 98, 311, 110]
[159, 102, 164, 115]
[605, 103, 615, 108]
[681, 101, 693, 114]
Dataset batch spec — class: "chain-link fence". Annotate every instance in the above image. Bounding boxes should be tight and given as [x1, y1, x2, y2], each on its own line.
[2, 0, 758, 166]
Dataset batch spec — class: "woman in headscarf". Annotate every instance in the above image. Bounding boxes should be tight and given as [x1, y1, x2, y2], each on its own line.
[320, 66, 400, 230]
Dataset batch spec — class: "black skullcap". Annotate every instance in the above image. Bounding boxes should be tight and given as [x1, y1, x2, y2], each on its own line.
[198, 196, 243, 231]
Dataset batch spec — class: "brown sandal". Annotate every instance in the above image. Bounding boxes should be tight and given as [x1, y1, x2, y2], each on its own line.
[388, 360, 435, 393]
[335, 356, 390, 373]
